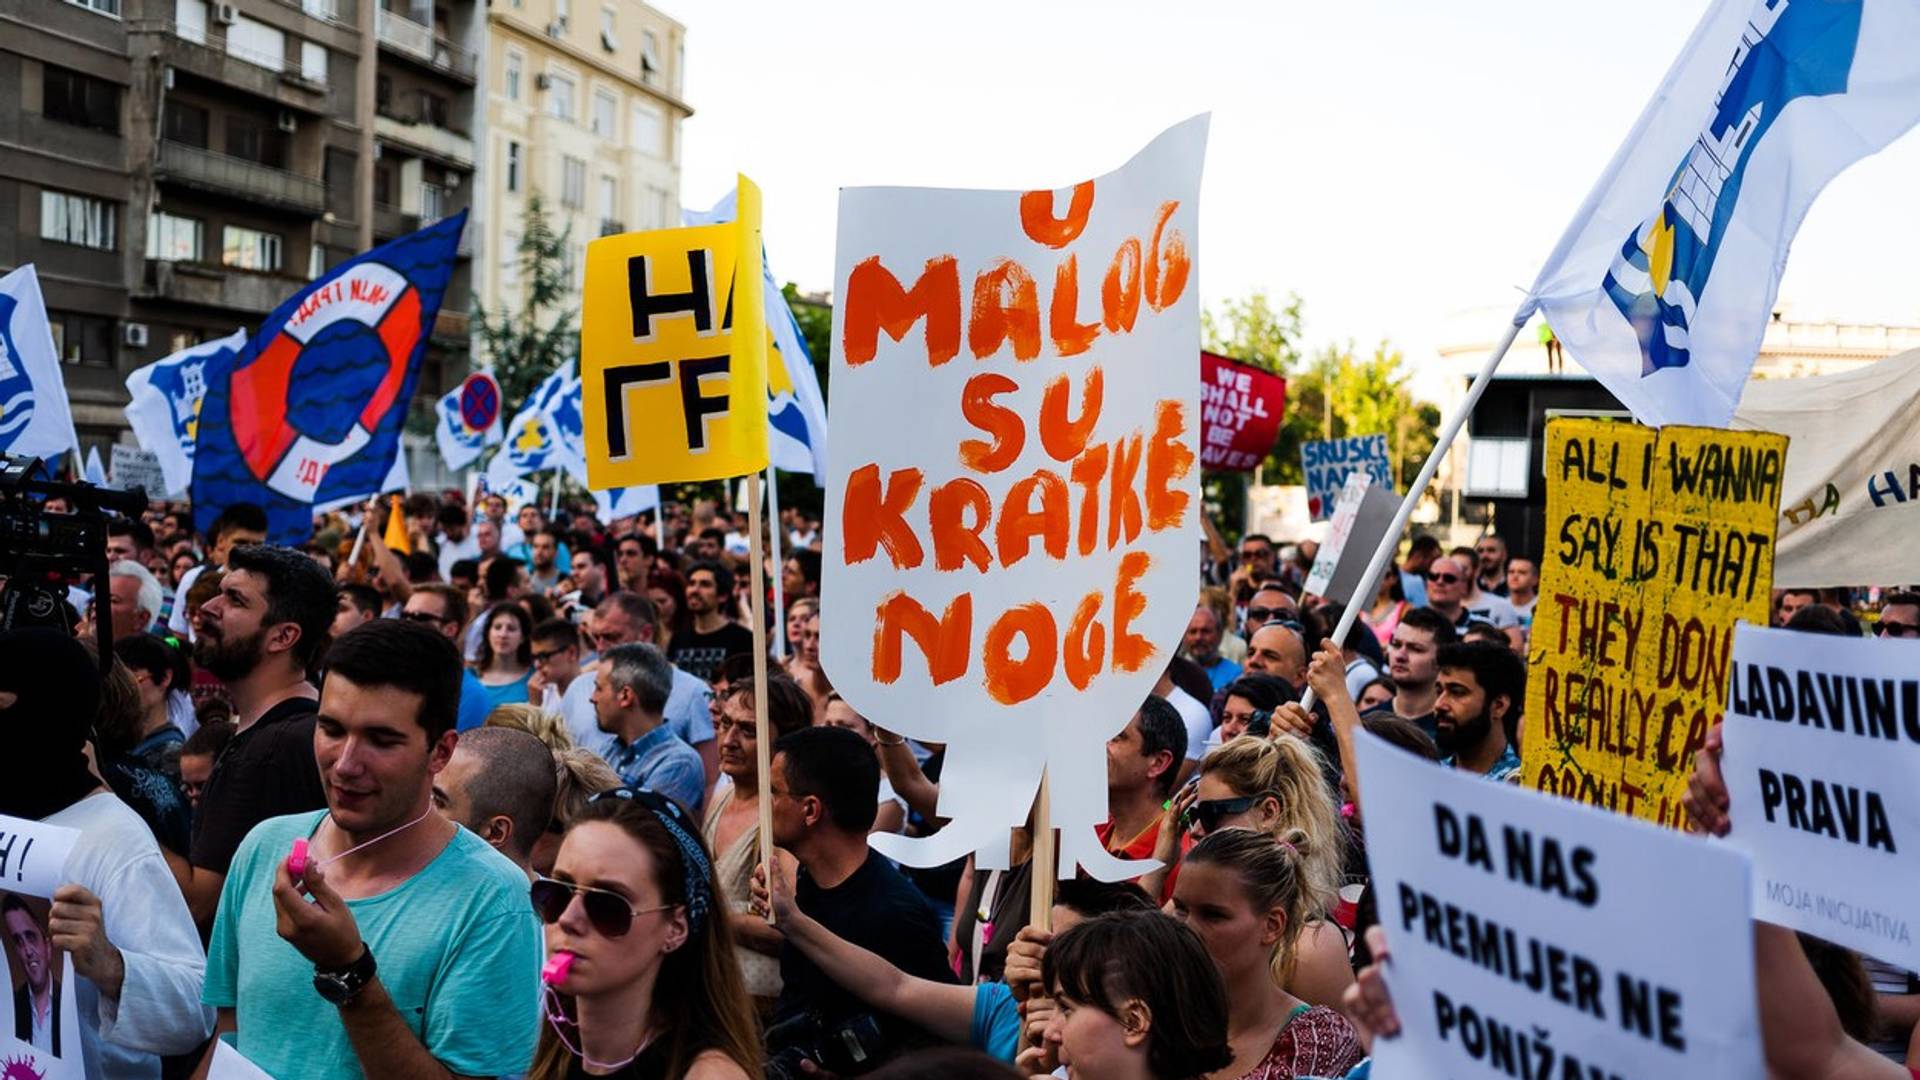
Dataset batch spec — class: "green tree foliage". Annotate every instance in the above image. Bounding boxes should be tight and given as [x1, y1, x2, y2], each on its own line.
[473, 192, 577, 410]
[1203, 291, 1440, 492]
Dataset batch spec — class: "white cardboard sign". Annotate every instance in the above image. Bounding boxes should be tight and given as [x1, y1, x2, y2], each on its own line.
[1720, 623, 1920, 968]
[822, 117, 1208, 880]
[0, 814, 84, 1079]
[1356, 732, 1762, 1080]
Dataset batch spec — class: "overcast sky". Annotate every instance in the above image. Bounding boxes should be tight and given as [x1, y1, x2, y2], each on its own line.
[673, 0, 1920, 392]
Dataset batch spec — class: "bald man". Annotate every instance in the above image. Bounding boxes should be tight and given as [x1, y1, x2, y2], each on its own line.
[1243, 622, 1307, 691]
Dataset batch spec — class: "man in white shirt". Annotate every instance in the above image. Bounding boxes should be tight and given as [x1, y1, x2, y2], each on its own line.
[107, 560, 165, 635]
[1, 629, 212, 1078]
[434, 504, 481, 582]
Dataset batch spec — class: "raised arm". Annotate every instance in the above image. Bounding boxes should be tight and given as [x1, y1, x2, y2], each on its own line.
[874, 728, 942, 822]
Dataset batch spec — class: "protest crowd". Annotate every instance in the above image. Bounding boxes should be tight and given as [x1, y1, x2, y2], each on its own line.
[1, 477, 1916, 1080]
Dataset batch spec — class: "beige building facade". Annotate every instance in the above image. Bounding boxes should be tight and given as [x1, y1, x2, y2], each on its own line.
[477, 0, 687, 319]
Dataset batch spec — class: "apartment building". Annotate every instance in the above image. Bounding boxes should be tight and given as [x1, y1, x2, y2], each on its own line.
[479, 0, 686, 319]
[0, 0, 481, 462]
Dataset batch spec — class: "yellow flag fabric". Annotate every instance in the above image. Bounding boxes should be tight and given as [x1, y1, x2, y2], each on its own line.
[581, 174, 768, 487]
[383, 493, 411, 554]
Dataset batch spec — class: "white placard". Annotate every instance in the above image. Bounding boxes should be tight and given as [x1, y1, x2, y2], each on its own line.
[210, 1039, 277, 1079]
[1302, 470, 1397, 606]
[1356, 732, 1762, 1080]
[0, 814, 85, 1079]
[822, 117, 1208, 880]
[1720, 623, 1920, 968]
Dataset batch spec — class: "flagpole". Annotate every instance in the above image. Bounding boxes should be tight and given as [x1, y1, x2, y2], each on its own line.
[1299, 303, 1534, 711]
[746, 470, 777, 912]
[548, 469, 560, 518]
[766, 464, 787, 660]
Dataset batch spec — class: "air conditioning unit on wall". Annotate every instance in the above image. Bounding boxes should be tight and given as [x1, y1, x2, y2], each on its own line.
[124, 323, 149, 348]
[214, 2, 238, 24]
[277, 110, 298, 133]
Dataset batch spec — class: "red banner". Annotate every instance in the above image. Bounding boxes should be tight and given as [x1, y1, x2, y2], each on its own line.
[1199, 350, 1286, 472]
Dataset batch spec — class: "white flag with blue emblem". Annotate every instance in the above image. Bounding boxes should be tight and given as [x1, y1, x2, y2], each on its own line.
[486, 363, 584, 490]
[124, 329, 247, 496]
[0, 265, 80, 461]
[433, 371, 505, 472]
[1531, 0, 1920, 427]
[685, 191, 830, 480]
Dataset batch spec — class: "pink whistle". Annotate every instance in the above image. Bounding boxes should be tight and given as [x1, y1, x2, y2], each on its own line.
[542, 952, 575, 985]
[287, 839, 309, 880]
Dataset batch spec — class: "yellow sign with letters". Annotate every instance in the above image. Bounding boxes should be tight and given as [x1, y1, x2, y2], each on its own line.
[581, 174, 768, 486]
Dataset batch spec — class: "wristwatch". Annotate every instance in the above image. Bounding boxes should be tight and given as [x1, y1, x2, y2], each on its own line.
[313, 946, 377, 1005]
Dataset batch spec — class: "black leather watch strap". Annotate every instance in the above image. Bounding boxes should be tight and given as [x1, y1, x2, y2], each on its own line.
[312, 945, 377, 1005]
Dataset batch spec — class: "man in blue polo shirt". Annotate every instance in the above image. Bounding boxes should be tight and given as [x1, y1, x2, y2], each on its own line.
[591, 642, 706, 814]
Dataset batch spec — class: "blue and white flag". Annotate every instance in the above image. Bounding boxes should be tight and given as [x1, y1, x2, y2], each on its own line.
[82, 445, 106, 487]
[0, 265, 80, 460]
[433, 370, 504, 472]
[685, 191, 830, 480]
[486, 362, 585, 490]
[592, 482, 660, 522]
[191, 212, 467, 544]
[1531, 0, 1920, 427]
[124, 329, 247, 496]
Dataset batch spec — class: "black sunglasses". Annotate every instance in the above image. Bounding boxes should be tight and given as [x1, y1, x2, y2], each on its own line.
[1186, 795, 1258, 835]
[1878, 620, 1920, 638]
[1427, 572, 1462, 584]
[400, 609, 451, 625]
[531, 647, 570, 663]
[529, 875, 670, 938]
[1245, 606, 1293, 624]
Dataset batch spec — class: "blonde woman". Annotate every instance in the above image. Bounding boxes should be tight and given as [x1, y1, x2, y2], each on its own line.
[485, 703, 576, 752]
[1146, 735, 1356, 1013]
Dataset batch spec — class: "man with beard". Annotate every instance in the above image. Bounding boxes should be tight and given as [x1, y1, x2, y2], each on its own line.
[0, 630, 213, 1075]
[166, 502, 269, 640]
[1385, 607, 1456, 743]
[1182, 605, 1241, 692]
[525, 529, 563, 595]
[173, 545, 334, 927]
[667, 561, 754, 684]
[1432, 641, 1525, 784]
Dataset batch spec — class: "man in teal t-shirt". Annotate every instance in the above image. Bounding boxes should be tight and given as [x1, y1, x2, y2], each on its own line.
[203, 619, 542, 1078]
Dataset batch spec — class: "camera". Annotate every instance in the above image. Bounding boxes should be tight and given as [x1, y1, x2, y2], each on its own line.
[0, 453, 148, 668]
[763, 1010, 889, 1079]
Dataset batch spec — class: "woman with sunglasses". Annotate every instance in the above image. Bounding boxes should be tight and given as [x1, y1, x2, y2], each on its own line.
[473, 602, 535, 712]
[1171, 828, 1364, 1079]
[529, 788, 758, 1079]
[1143, 735, 1355, 1012]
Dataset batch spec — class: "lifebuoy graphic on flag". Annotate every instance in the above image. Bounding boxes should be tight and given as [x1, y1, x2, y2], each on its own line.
[190, 211, 465, 544]
[230, 263, 420, 501]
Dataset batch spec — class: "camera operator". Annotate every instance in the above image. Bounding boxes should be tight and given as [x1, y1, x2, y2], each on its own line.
[765, 727, 955, 1075]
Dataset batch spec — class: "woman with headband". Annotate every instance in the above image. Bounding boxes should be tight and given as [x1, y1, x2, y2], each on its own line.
[528, 787, 758, 1079]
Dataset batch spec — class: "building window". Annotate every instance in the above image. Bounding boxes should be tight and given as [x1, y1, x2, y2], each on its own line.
[40, 190, 117, 250]
[308, 243, 326, 280]
[421, 182, 447, 222]
[548, 72, 575, 121]
[225, 114, 285, 168]
[640, 29, 658, 85]
[599, 6, 615, 50]
[505, 50, 523, 101]
[324, 147, 357, 219]
[61, 0, 120, 17]
[630, 101, 661, 156]
[48, 312, 114, 367]
[598, 175, 617, 220]
[175, 0, 207, 41]
[552, 0, 567, 29]
[420, 90, 450, 128]
[376, 73, 394, 114]
[505, 141, 522, 193]
[146, 211, 203, 262]
[226, 14, 286, 72]
[163, 102, 209, 147]
[560, 155, 586, 209]
[42, 66, 119, 134]
[591, 89, 616, 140]
[299, 40, 327, 85]
[223, 225, 283, 271]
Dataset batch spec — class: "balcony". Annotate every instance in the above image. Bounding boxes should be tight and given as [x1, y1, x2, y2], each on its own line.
[373, 200, 418, 239]
[599, 219, 625, 237]
[374, 112, 473, 169]
[375, 8, 475, 81]
[143, 21, 328, 111]
[285, 0, 354, 25]
[156, 140, 325, 214]
[143, 260, 310, 315]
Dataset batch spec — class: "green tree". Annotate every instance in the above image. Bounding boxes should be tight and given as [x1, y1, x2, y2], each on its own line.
[473, 192, 577, 410]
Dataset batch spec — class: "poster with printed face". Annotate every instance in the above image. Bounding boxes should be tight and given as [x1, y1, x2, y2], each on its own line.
[1301, 434, 1392, 520]
[1720, 624, 1920, 970]
[822, 116, 1207, 881]
[1357, 732, 1762, 1080]
[1521, 418, 1786, 828]
[580, 175, 769, 487]
[0, 815, 83, 1080]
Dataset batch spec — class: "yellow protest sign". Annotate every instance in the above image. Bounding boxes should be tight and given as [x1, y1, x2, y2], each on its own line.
[581, 174, 768, 486]
[1523, 417, 1786, 828]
